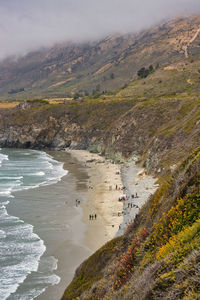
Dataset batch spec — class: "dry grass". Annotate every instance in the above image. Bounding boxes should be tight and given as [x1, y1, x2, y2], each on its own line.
[0, 101, 20, 109]
[46, 97, 73, 104]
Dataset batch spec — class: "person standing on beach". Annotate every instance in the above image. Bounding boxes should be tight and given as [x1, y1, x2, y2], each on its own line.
[95, 214, 97, 220]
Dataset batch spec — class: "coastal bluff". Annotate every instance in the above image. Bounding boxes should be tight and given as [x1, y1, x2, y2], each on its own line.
[0, 79, 199, 299]
[0, 90, 199, 178]
[0, 14, 200, 298]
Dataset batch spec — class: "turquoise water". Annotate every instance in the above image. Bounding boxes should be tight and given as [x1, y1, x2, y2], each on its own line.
[0, 148, 67, 299]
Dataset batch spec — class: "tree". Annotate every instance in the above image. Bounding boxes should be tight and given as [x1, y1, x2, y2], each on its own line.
[149, 65, 153, 73]
[74, 92, 80, 100]
[137, 67, 149, 78]
[137, 65, 154, 79]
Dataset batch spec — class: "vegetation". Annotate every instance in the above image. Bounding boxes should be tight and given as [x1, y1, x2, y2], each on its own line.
[0, 14, 200, 300]
[0, 14, 199, 100]
[61, 147, 200, 299]
[60, 41, 200, 300]
[137, 65, 154, 78]
[61, 237, 123, 300]
[8, 87, 25, 94]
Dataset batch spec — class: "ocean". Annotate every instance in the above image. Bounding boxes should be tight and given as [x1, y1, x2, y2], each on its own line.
[0, 148, 88, 300]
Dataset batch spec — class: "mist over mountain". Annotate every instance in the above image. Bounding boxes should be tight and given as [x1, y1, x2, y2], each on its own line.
[0, 0, 200, 59]
[0, 13, 199, 101]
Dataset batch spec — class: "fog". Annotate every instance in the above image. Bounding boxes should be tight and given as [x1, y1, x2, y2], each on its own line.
[0, 0, 199, 59]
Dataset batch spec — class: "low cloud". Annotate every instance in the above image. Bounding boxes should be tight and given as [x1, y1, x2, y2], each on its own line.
[0, 0, 199, 59]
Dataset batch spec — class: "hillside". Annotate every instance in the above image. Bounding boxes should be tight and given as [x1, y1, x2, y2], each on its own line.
[0, 14, 199, 100]
[0, 13, 199, 300]
[0, 50, 199, 299]
[62, 147, 200, 300]
[0, 50, 199, 171]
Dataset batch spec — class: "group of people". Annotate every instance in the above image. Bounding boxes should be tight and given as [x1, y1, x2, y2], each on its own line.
[127, 203, 139, 209]
[75, 199, 81, 207]
[131, 193, 138, 198]
[117, 191, 140, 217]
[118, 195, 127, 201]
[89, 214, 97, 220]
[115, 184, 125, 191]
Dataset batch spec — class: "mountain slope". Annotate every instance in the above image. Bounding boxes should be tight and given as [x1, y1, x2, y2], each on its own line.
[0, 13, 199, 300]
[0, 14, 199, 100]
[0, 54, 200, 300]
[62, 147, 200, 300]
[0, 52, 199, 173]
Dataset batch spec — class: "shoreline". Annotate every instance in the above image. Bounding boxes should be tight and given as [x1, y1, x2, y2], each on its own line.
[6, 150, 92, 300]
[67, 150, 158, 244]
[6, 148, 158, 300]
[67, 149, 124, 252]
[35, 150, 92, 300]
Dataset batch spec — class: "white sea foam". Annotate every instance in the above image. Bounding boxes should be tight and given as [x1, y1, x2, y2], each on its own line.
[0, 229, 6, 239]
[33, 171, 45, 176]
[0, 148, 67, 300]
[0, 190, 14, 198]
[0, 153, 9, 167]
[0, 176, 23, 180]
[0, 217, 46, 300]
[0, 153, 9, 161]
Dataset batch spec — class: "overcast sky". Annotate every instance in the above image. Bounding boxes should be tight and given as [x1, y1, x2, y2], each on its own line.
[0, 0, 199, 59]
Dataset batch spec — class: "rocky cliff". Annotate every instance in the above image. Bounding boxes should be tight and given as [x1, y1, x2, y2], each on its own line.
[0, 52, 199, 176]
[0, 14, 200, 299]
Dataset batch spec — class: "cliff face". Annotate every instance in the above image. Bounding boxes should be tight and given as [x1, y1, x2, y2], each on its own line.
[63, 147, 200, 300]
[0, 74, 199, 176]
[0, 14, 199, 299]
[0, 96, 199, 173]
[1, 95, 199, 300]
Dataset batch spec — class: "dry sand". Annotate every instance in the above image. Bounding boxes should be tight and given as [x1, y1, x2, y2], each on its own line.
[67, 150, 124, 252]
[68, 150, 159, 248]
[36, 150, 158, 300]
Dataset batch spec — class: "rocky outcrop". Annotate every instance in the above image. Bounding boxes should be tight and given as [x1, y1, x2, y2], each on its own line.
[0, 92, 199, 177]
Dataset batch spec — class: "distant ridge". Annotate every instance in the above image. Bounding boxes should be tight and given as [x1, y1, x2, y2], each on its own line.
[0, 14, 199, 100]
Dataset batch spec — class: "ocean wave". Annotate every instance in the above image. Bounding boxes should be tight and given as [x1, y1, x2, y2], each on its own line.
[0, 215, 46, 300]
[0, 229, 6, 239]
[0, 176, 23, 180]
[0, 148, 67, 299]
[32, 171, 45, 176]
[0, 153, 9, 161]
[0, 190, 14, 198]
[0, 153, 9, 167]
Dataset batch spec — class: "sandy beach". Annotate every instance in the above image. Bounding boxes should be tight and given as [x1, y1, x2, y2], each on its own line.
[118, 162, 159, 235]
[68, 150, 159, 243]
[7, 151, 92, 300]
[67, 150, 124, 252]
[6, 149, 158, 300]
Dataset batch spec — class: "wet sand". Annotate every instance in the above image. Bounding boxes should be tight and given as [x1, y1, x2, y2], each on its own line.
[6, 150, 124, 300]
[7, 151, 92, 300]
[7, 150, 158, 300]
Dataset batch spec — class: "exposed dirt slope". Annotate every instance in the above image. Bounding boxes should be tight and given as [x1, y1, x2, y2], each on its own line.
[0, 18, 199, 299]
[0, 14, 199, 100]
